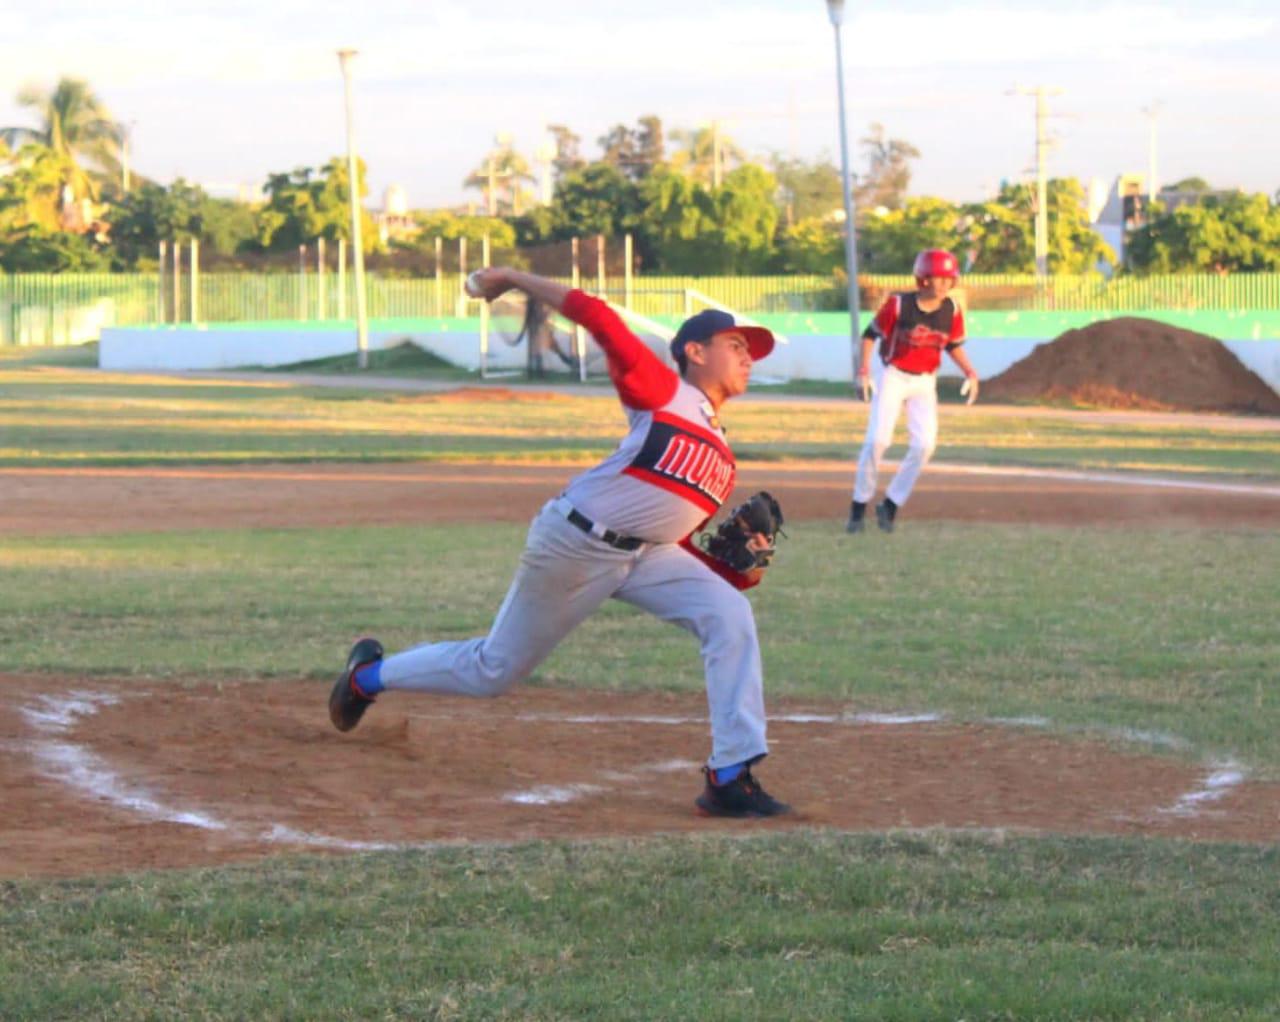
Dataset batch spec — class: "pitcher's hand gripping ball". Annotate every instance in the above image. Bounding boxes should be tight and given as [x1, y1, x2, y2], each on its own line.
[700, 491, 786, 574]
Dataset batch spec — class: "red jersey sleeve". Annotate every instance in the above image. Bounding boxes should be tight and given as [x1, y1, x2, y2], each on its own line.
[560, 290, 678, 410]
[677, 536, 760, 591]
[862, 295, 899, 342]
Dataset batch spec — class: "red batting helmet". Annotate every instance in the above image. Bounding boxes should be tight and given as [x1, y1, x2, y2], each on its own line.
[913, 249, 959, 284]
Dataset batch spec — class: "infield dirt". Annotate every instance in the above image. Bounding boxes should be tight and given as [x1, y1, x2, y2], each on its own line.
[3, 458, 1278, 880]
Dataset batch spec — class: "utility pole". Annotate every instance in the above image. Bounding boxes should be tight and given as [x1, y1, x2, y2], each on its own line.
[1142, 102, 1163, 204]
[1012, 85, 1062, 277]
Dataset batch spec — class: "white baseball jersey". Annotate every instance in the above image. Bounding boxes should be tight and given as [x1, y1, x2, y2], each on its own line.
[376, 289, 771, 771]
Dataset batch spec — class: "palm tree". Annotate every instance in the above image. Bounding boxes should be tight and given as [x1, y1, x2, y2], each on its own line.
[669, 123, 744, 189]
[0, 144, 77, 232]
[1, 77, 123, 203]
[463, 141, 535, 216]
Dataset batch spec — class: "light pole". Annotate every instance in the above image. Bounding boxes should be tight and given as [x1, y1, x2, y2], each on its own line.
[337, 48, 370, 369]
[1142, 101, 1163, 206]
[826, 0, 861, 380]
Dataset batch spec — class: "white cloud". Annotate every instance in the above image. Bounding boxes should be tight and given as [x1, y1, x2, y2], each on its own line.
[2, 1, 1276, 207]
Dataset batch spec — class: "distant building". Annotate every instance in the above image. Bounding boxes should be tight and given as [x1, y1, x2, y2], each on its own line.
[1091, 173, 1147, 263]
[376, 183, 416, 244]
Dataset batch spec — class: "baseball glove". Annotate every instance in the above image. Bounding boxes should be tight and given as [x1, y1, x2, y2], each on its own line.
[699, 491, 786, 574]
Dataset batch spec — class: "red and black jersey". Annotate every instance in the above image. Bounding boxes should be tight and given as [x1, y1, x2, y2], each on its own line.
[863, 292, 965, 375]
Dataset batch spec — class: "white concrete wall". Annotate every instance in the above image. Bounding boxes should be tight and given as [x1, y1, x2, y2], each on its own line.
[99, 325, 1280, 392]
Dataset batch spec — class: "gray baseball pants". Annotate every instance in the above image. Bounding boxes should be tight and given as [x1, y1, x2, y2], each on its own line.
[379, 499, 768, 769]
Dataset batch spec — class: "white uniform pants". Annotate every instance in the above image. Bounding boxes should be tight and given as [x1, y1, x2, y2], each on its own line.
[853, 364, 938, 507]
[380, 500, 768, 769]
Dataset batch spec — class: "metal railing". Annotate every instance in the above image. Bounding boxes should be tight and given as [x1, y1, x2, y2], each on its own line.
[4, 271, 1280, 345]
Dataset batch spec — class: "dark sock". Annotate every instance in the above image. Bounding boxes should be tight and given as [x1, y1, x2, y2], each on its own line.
[850, 500, 866, 521]
[882, 497, 898, 517]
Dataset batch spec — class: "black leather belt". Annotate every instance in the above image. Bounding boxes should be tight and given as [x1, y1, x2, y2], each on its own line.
[564, 507, 644, 551]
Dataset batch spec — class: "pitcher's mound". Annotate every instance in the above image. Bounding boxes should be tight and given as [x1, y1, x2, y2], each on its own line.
[984, 317, 1280, 414]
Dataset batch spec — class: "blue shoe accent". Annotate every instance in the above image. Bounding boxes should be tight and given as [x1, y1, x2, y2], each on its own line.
[354, 659, 383, 696]
[711, 761, 745, 785]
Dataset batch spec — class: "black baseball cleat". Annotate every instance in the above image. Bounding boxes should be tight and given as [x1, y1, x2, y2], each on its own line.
[845, 500, 867, 534]
[328, 637, 383, 732]
[695, 766, 792, 818]
[875, 499, 897, 533]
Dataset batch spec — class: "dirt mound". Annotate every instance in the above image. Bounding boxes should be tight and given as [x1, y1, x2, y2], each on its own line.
[984, 317, 1280, 414]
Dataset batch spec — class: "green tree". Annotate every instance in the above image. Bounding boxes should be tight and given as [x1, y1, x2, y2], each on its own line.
[669, 123, 744, 187]
[547, 124, 585, 179]
[634, 164, 778, 273]
[107, 180, 258, 267]
[0, 77, 122, 204]
[771, 155, 843, 227]
[549, 163, 642, 239]
[1125, 191, 1280, 273]
[463, 140, 535, 215]
[256, 158, 376, 252]
[0, 224, 111, 271]
[1165, 176, 1211, 193]
[855, 123, 920, 211]
[775, 216, 843, 274]
[0, 143, 75, 232]
[858, 196, 963, 273]
[994, 178, 1113, 273]
[598, 115, 665, 181]
[409, 210, 517, 249]
[707, 164, 779, 272]
[635, 165, 717, 270]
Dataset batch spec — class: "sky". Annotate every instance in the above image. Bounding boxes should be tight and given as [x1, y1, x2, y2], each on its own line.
[3, 0, 1278, 211]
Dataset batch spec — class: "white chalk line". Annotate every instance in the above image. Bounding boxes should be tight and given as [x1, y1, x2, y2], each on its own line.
[16, 690, 1254, 838]
[1154, 763, 1248, 817]
[18, 690, 394, 852]
[927, 461, 1280, 499]
[502, 759, 696, 806]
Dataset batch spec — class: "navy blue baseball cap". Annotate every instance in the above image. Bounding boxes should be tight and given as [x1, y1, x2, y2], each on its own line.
[669, 309, 775, 364]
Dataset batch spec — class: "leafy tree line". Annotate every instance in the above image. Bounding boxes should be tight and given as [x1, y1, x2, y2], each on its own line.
[1, 78, 1277, 277]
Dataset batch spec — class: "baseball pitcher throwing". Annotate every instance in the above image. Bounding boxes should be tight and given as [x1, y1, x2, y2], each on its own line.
[846, 248, 979, 534]
[329, 267, 791, 818]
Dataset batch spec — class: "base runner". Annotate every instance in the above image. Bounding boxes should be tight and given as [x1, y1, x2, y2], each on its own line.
[846, 248, 980, 534]
[329, 267, 792, 819]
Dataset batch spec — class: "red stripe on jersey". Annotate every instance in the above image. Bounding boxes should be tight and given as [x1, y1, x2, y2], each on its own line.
[651, 410, 731, 458]
[623, 466, 724, 515]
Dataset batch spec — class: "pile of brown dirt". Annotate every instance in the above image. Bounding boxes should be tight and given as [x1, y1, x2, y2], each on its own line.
[984, 317, 1280, 414]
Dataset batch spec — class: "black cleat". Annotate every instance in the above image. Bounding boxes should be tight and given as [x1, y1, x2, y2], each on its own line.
[329, 637, 383, 732]
[695, 766, 792, 818]
[845, 500, 867, 534]
[875, 500, 896, 533]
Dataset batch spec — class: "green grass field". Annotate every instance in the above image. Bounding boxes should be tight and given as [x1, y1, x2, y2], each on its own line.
[2, 355, 1278, 477]
[2, 354, 1279, 1019]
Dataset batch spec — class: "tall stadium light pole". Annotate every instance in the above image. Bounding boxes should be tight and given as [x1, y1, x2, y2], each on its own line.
[337, 48, 370, 369]
[826, 0, 861, 380]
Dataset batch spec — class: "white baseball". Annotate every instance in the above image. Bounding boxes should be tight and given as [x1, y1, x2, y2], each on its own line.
[464, 270, 486, 299]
